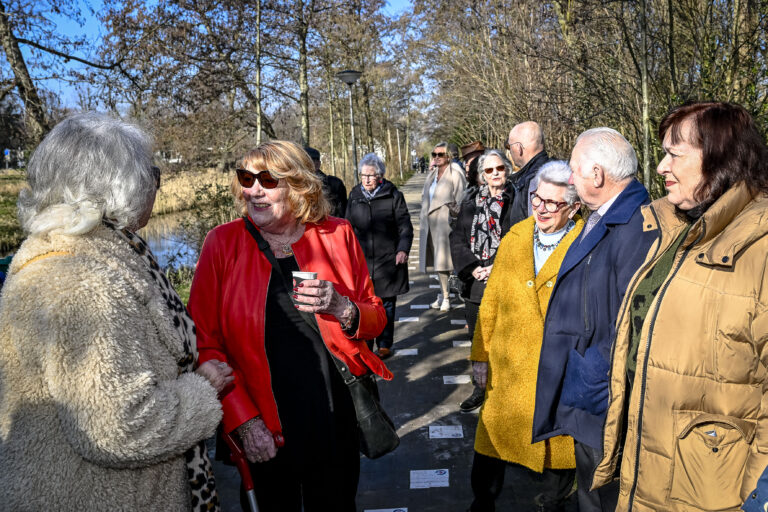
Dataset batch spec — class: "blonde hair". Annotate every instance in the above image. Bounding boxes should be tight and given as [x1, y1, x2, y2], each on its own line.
[232, 140, 331, 224]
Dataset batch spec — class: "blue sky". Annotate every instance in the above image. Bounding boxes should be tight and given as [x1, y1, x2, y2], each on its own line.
[40, 0, 413, 107]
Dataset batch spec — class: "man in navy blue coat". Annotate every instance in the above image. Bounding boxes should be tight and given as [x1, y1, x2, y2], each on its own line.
[532, 128, 657, 512]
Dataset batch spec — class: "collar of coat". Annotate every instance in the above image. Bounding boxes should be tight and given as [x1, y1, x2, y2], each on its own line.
[642, 181, 768, 268]
[511, 151, 549, 186]
[501, 215, 585, 289]
[349, 179, 395, 201]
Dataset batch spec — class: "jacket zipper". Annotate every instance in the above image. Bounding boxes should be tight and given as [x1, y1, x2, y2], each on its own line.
[626, 220, 706, 511]
[582, 254, 592, 332]
[599, 208, 662, 481]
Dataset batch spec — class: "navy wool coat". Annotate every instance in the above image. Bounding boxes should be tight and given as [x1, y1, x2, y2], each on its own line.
[532, 179, 656, 450]
[346, 179, 414, 298]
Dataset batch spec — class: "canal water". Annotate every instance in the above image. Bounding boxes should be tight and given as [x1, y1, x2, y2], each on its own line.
[138, 212, 198, 269]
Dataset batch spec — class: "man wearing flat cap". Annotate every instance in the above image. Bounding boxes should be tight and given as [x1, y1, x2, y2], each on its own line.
[460, 141, 486, 189]
[305, 146, 348, 217]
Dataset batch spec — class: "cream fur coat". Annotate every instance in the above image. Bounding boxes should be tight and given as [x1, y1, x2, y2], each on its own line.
[0, 225, 222, 511]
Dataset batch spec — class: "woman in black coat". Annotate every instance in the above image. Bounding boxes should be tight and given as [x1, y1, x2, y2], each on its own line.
[449, 149, 515, 411]
[346, 153, 414, 359]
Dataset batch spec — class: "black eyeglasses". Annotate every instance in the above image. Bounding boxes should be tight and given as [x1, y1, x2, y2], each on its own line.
[483, 165, 506, 174]
[504, 141, 524, 151]
[530, 192, 568, 213]
[236, 168, 280, 189]
[431, 152, 447, 158]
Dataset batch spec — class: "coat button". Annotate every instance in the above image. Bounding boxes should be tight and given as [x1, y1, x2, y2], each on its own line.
[712, 447, 719, 453]
[646, 224, 652, 228]
[698, 253, 704, 258]
[722, 256, 729, 263]
[526, 280, 534, 287]
[546, 281, 553, 287]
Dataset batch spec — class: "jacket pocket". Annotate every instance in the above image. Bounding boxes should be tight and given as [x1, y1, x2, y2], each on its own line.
[669, 410, 755, 510]
[559, 346, 610, 416]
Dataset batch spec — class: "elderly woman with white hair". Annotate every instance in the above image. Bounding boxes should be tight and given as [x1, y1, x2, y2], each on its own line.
[450, 148, 516, 413]
[0, 113, 232, 511]
[346, 153, 414, 358]
[467, 161, 583, 512]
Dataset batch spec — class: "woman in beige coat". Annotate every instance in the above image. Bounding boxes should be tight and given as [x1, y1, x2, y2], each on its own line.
[0, 113, 231, 511]
[419, 141, 467, 310]
[593, 101, 768, 511]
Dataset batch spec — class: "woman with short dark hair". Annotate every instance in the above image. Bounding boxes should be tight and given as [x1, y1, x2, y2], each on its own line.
[593, 101, 768, 511]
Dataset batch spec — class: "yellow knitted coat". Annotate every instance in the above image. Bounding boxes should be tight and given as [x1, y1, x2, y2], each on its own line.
[472, 215, 583, 471]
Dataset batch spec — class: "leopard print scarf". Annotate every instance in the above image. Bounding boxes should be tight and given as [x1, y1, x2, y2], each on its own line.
[106, 221, 220, 512]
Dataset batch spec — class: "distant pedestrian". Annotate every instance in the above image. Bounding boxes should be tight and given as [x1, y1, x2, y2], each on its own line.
[594, 101, 768, 511]
[419, 142, 467, 311]
[305, 146, 348, 217]
[532, 128, 655, 512]
[469, 161, 583, 512]
[0, 113, 229, 510]
[346, 153, 414, 359]
[450, 149, 514, 413]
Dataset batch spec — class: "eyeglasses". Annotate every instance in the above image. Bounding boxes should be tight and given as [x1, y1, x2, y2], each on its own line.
[236, 168, 280, 189]
[483, 165, 506, 174]
[360, 174, 379, 181]
[530, 192, 568, 213]
[431, 152, 447, 158]
[505, 141, 524, 151]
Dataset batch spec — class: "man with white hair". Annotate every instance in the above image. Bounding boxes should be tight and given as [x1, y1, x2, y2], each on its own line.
[531, 128, 657, 512]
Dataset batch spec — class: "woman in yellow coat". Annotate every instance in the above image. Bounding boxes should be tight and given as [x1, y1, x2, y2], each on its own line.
[469, 160, 583, 512]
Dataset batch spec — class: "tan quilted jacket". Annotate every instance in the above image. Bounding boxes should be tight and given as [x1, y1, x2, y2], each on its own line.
[593, 182, 768, 511]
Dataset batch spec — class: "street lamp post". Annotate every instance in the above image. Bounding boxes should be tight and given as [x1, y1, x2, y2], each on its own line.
[336, 69, 362, 184]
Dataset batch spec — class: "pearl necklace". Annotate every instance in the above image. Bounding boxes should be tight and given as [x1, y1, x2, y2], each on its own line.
[534, 222, 573, 251]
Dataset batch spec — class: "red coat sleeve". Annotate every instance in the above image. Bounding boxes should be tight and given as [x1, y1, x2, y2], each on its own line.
[188, 229, 260, 433]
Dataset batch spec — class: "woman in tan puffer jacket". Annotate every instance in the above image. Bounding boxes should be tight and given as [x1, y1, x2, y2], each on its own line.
[593, 101, 768, 511]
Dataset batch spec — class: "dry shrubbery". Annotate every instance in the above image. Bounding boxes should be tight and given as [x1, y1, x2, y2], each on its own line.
[153, 168, 233, 216]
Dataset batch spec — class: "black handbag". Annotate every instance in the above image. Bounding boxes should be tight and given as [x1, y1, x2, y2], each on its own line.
[242, 218, 400, 459]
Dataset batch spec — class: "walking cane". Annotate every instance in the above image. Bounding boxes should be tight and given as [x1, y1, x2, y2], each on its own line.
[223, 432, 260, 512]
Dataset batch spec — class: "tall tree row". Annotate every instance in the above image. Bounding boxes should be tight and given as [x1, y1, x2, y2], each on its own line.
[409, 0, 768, 194]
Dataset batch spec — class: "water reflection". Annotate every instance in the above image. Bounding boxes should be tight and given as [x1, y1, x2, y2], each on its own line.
[139, 212, 197, 269]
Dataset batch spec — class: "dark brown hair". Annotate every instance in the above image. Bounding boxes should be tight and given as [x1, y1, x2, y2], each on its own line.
[658, 101, 768, 213]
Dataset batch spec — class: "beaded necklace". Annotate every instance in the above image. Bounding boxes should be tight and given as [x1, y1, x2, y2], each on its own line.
[534, 222, 574, 251]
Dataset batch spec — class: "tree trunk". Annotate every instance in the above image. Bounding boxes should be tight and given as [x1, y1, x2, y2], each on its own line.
[362, 81, 374, 153]
[0, 0, 49, 144]
[326, 75, 336, 176]
[297, 0, 310, 146]
[641, 0, 651, 190]
[255, 0, 262, 144]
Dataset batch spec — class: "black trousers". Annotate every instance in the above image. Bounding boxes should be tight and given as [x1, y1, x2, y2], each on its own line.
[574, 441, 619, 512]
[239, 430, 359, 512]
[470, 451, 575, 512]
[367, 296, 396, 350]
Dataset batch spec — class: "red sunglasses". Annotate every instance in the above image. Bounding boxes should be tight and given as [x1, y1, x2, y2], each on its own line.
[236, 168, 280, 189]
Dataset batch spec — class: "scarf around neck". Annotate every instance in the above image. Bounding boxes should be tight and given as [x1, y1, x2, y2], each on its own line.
[470, 184, 505, 261]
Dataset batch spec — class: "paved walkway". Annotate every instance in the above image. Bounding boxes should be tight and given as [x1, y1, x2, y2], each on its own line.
[212, 171, 578, 511]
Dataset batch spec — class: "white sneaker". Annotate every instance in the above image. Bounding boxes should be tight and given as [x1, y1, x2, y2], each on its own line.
[430, 295, 442, 309]
[440, 298, 451, 311]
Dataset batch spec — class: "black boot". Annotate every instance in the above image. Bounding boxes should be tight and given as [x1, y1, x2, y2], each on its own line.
[460, 386, 485, 412]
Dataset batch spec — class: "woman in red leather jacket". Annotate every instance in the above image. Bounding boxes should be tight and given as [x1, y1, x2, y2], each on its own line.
[188, 140, 391, 512]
